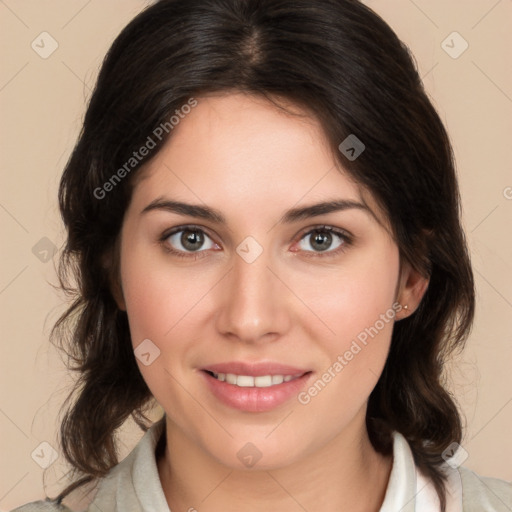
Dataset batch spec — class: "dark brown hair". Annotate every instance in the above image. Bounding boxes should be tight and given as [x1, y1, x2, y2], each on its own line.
[49, 1, 474, 510]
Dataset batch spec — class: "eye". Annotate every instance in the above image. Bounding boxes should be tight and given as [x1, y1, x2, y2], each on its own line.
[296, 226, 351, 257]
[160, 226, 219, 258]
[159, 224, 352, 260]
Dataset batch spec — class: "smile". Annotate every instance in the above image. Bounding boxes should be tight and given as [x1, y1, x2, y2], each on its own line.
[201, 368, 313, 412]
[205, 370, 304, 387]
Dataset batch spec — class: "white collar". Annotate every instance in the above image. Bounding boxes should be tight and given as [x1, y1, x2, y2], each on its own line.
[380, 431, 463, 512]
[87, 417, 463, 512]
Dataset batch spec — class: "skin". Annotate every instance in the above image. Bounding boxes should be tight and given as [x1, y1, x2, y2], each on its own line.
[113, 92, 429, 512]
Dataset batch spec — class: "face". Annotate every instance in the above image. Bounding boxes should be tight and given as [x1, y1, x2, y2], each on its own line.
[116, 92, 410, 470]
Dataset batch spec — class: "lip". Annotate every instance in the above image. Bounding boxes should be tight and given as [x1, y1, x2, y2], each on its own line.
[199, 362, 313, 413]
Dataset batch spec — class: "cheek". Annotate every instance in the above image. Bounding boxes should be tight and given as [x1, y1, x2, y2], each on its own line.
[297, 244, 399, 345]
[119, 243, 215, 392]
[123, 273, 177, 343]
[120, 248, 199, 408]
[120, 241, 204, 344]
[295, 246, 399, 405]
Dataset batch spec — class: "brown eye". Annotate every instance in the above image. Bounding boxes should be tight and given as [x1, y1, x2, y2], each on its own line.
[163, 227, 217, 255]
[179, 229, 206, 251]
[297, 226, 351, 257]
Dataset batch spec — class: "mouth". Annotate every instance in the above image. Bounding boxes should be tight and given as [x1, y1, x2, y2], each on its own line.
[203, 370, 308, 388]
[199, 363, 313, 412]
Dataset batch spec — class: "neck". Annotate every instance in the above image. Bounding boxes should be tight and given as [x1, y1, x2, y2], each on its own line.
[156, 410, 393, 512]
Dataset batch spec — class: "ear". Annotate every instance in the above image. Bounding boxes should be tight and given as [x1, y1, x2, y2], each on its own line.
[395, 260, 429, 320]
[102, 243, 127, 311]
[110, 275, 127, 311]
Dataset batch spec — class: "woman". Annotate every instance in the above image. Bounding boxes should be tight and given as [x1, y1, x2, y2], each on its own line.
[12, 0, 511, 511]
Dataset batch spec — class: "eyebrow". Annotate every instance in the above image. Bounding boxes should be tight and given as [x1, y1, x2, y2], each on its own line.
[140, 197, 374, 224]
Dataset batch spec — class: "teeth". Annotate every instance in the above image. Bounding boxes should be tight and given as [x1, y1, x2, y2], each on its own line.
[255, 376, 273, 386]
[210, 372, 302, 387]
[225, 373, 236, 384]
[238, 375, 256, 387]
[272, 375, 284, 385]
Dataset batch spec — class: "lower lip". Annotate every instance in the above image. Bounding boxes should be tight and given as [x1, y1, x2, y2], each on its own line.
[201, 371, 312, 412]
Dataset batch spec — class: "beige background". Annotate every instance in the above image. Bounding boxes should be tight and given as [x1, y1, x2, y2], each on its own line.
[1, 1, 511, 510]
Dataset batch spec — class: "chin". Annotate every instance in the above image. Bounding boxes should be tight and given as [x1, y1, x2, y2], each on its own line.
[199, 430, 314, 471]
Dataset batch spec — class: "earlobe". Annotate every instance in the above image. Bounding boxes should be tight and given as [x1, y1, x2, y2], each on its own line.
[396, 262, 429, 320]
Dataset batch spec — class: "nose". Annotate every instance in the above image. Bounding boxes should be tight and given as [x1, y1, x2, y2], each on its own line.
[215, 244, 291, 345]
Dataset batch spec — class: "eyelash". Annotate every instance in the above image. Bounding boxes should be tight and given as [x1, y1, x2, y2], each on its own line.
[158, 224, 353, 260]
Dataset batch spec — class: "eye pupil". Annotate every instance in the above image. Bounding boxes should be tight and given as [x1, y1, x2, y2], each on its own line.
[182, 229, 204, 251]
[311, 230, 332, 252]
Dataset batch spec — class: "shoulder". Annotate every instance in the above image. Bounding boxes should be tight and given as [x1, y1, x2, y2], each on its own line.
[10, 499, 75, 512]
[459, 466, 512, 511]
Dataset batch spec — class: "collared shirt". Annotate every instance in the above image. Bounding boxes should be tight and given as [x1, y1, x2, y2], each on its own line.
[12, 417, 512, 512]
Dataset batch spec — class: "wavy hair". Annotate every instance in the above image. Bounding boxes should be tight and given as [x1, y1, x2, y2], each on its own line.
[49, 1, 474, 510]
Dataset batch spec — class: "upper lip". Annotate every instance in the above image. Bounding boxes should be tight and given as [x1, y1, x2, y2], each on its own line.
[201, 361, 311, 377]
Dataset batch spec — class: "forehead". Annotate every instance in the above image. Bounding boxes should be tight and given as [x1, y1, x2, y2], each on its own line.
[143, 92, 335, 177]
[129, 92, 390, 232]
